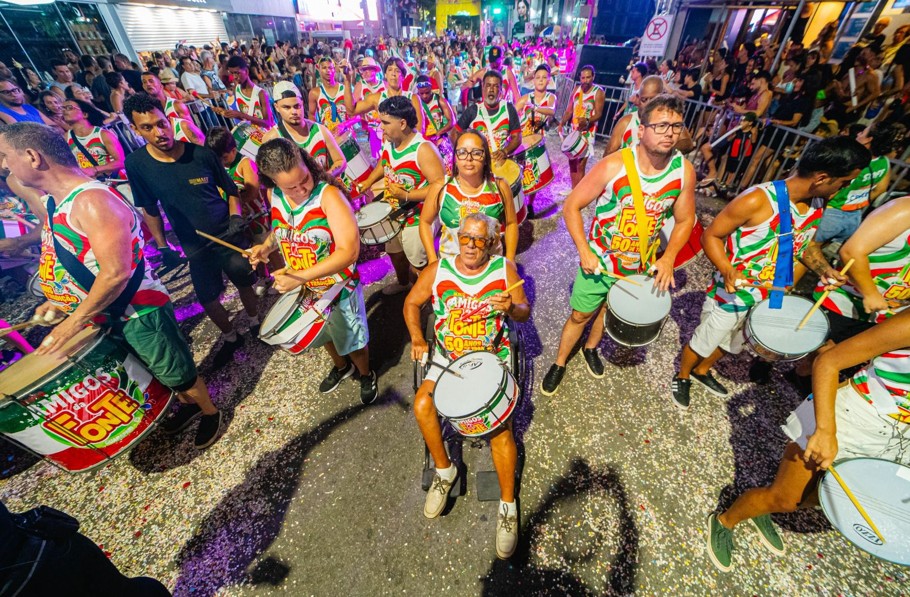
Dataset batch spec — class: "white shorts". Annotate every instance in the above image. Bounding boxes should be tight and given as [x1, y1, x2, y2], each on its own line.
[386, 222, 436, 268]
[783, 383, 910, 465]
[688, 298, 748, 358]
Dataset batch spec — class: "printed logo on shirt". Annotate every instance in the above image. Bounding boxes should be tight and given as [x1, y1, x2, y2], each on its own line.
[188, 176, 210, 185]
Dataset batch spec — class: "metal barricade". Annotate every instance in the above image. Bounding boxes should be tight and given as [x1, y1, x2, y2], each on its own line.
[107, 120, 145, 155]
[878, 157, 910, 209]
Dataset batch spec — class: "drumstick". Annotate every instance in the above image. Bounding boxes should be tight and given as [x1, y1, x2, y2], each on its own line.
[0, 321, 37, 336]
[459, 279, 526, 322]
[194, 230, 251, 256]
[420, 352, 464, 379]
[797, 259, 855, 331]
[736, 281, 790, 293]
[828, 465, 885, 544]
[594, 266, 644, 287]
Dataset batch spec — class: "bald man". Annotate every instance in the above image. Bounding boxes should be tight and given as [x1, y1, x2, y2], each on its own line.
[603, 75, 694, 157]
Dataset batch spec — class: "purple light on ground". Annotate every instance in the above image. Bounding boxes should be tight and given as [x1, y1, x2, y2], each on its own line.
[356, 254, 393, 286]
[175, 301, 205, 322]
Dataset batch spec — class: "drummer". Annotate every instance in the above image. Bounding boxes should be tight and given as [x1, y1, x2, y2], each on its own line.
[454, 71, 522, 167]
[249, 138, 378, 404]
[261, 82, 347, 179]
[62, 99, 125, 180]
[419, 129, 518, 263]
[218, 56, 275, 130]
[308, 57, 353, 137]
[559, 65, 605, 189]
[541, 95, 696, 397]
[0, 122, 224, 449]
[342, 57, 414, 125]
[672, 137, 871, 410]
[514, 65, 556, 138]
[413, 75, 455, 171]
[403, 212, 530, 559]
[358, 96, 446, 295]
[353, 56, 385, 159]
[705, 308, 910, 572]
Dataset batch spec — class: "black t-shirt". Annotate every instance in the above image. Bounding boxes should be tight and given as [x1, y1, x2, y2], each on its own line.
[681, 83, 702, 102]
[895, 45, 910, 82]
[125, 143, 238, 254]
[772, 92, 811, 126]
[457, 102, 521, 135]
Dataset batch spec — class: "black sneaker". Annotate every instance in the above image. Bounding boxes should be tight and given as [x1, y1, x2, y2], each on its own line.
[319, 361, 354, 393]
[360, 370, 379, 405]
[748, 360, 773, 384]
[671, 377, 692, 411]
[161, 403, 202, 435]
[194, 411, 223, 449]
[691, 371, 729, 397]
[582, 348, 605, 379]
[540, 364, 566, 396]
[212, 335, 244, 369]
[248, 321, 261, 338]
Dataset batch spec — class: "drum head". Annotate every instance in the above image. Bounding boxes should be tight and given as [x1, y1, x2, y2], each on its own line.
[819, 457, 910, 565]
[749, 295, 829, 355]
[524, 134, 542, 148]
[260, 289, 305, 334]
[493, 160, 521, 186]
[434, 352, 504, 418]
[0, 326, 99, 397]
[606, 275, 671, 324]
[356, 202, 393, 227]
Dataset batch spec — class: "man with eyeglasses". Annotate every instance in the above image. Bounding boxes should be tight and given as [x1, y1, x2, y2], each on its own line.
[541, 94, 697, 396]
[559, 64, 605, 189]
[453, 70, 521, 167]
[403, 212, 530, 560]
[0, 79, 56, 126]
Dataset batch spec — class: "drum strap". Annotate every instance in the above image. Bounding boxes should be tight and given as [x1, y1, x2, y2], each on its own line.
[46, 197, 146, 321]
[620, 147, 652, 269]
[770, 179, 794, 310]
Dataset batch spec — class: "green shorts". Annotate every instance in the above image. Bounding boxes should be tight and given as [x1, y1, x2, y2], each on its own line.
[569, 267, 618, 314]
[116, 303, 198, 392]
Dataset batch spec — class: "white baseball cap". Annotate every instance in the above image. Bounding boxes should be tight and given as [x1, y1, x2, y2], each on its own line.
[272, 81, 301, 101]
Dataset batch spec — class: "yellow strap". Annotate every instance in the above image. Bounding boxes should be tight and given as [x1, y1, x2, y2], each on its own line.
[620, 147, 651, 268]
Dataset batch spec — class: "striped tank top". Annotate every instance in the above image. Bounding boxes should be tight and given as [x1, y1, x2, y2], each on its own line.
[270, 182, 358, 296]
[519, 91, 556, 137]
[708, 182, 823, 313]
[67, 127, 112, 168]
[572, 85, 601, 132]
[467, 102, 512, 154]
[621, 112, 641, 149]
[173, 118, 195, 143]
[361, 79, 385, 128]
[588, 148, 684, 276]
[316, 82, 348, 134]
[432, 255, 510, 361]
[39, 181, 169, 322]
[853, 348, 910, 423]
[274, 120, 330, 169]
[817, 223, 910, 323]
[234, 84, 265, 120]
[381, 132, 429, 227]
[826, 155, 890, 212]
[438, 177, 505, 259]
[418, 94, 449, 137]
[226, 155, 269, 237]
[163, 97, 180, 120]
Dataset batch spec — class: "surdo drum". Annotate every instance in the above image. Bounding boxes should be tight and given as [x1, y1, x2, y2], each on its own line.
[514, 134, 553, 195]
[492, 159, 526, 224]
[433, 351, 518, 437]
[604, 274, 672, 347]
[745, 295, 830, 361]
[561, 130, 588, 160]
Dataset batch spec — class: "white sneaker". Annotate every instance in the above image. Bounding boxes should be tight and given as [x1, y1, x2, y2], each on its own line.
[424, 470, 457, 518]
[495, 502, 518, 559]
[381, 281, 411, 296]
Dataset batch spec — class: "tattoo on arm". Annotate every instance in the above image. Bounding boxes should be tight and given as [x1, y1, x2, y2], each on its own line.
[799, 243, 831, 277]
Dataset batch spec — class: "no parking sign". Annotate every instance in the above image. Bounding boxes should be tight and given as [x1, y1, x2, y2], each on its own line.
[639, 15, 674, 58]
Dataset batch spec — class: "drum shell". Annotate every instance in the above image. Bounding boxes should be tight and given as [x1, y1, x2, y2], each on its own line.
[0, 331, 173, 472]
[603, 275, 671, 347]
[433, 352, 518, 437]
[338, 134, 373, 197]
[744, 296, 830, 362]
[259, 287, 337, 354]
[355, 202, 402, 246]
[232, 123, 267, 160]
[604, 308, 666, 347]
[561, 130, 588, 160]
[520, 140, 554, 195]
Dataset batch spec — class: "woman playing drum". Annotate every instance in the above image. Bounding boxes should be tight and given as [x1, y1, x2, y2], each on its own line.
[418, 129, 518, 263]
[403, 212, 529, 560]
[705, 308, 910, 572]
[248, 138, 379, 405]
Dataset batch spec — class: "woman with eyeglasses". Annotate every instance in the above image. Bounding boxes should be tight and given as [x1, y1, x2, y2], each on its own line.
[419, 129, 518, 263]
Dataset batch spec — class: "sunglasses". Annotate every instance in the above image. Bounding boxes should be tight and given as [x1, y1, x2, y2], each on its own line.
[458, 234, 490, 249]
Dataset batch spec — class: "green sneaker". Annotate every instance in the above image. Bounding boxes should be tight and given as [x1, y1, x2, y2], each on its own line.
[706, 513, 734, 572]
[750, 514, 785, 556]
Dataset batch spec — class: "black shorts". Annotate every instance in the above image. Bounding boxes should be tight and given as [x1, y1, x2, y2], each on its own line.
[826, 310, 876, 344]
[188, 241, 256, 304]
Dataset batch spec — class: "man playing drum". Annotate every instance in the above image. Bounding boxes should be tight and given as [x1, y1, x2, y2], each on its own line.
[342, 57, 415, 136]
[671, 138, 871, 410]
[353, 56, 385, 159]
[559, 65, 604, 189]
[403, 212, 530, 559]
[413, 75, 455, 172]
[219, 56, 275, 130]
[706, 308, 910, 572]
[359, 96, 446, 295]
[261, 82, 347, 179]
[249, 139, 378, 404]
[140, 71, 206, 146]
[454, 70, 522, 168]
[541, 95, 696, 396]
[0, 123, 224, 449]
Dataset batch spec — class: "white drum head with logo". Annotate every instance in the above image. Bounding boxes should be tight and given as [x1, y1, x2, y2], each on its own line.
[606, 275, 671, 324]
[750, 295, 828, 356]
[434, 351, 504, 419]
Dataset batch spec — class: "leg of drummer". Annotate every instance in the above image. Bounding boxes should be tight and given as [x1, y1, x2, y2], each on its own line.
[323, 341, 350, 370]
[415, 381, 458, 519]
[691, 347, 724, 377]
[490, 426, 519, 558]
[180, 377, 219, 415]
[389, 250, 412, 287]
[582, 304, 607, 350]
[236, 285, 261, 327]
[555, 309, 598, 366]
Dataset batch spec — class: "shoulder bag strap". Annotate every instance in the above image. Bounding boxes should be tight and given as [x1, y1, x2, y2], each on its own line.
[68, 130, 100, 169]
[770, 179, 794, 310]
[620, 147, 652, 269]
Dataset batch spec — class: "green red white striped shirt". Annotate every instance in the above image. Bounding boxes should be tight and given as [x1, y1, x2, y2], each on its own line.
[438, 177, 505, 259]
[853, 348, 910, 422]
[67, 127, 112, 169]
[381, 132, 429, 227]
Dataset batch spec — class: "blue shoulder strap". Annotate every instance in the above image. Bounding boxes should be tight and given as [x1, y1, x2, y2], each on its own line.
[770, 179, 793, 309]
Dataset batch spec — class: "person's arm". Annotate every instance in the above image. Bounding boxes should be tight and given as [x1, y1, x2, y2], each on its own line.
[110, 90, 124, 114]
[495, 104, 522, 162]
[257, 87, 275, 128]
[236, 158, 262, 209]
[559, 95, 574, 128]
[497, 177, 518, 262]
[533, 94, 556, 119]
[173, 99, 193, 121]
[754, 90, 772, 118]
[37, 189, 136, 355]
[308, 87, 321, 121]
[404, 261, 439, 362]
[88, 129, 125, 177]
[563, 153, 623, 274]
[840, 197, 910, 314]
[652, 160, 697, 290]
[393, 143, 445, 203]
[320, 124, 348, 178]
[604, 113, 632, 157]
[412, 95, 427, 137]
[717, 73, 729, 98]
[359, 161, 384, 194]
[805, 309, 910, 469]
[418, 184, 443, 263]
[487, 258, 530, 323]
[798, 240, 845, 290]
[702, 189, 768, 292]
[869, 163, 890, 205]
[771, 110, 804, 128]
[182, 119, 206, 145]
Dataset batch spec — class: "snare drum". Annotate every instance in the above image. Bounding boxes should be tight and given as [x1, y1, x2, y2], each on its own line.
[745, 295, 830, 361]
[232, 122, 267, 160]
[433, 351, 518, 437]
[0, 327, 173, 472]
[338, 132, 373, 198]
[819, 458, 910, 566]
[561, 130, 589, 160]
[516, 134, 554, 195]
[658, 216, 704, 269]
[259, 282, 344, 354]
[493, 159, 525, 224]
[604, 274, 672, 347]
[356, 201, 402, 245]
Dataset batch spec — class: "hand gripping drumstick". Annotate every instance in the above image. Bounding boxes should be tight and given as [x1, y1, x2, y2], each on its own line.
[459, 279, 526, 323]
[420, 352, 465, 379]
[194, 230, 251, 256]
[797, 259, 855, 331]
[828, 465, 885, 544]
[0, 312, 65, 337]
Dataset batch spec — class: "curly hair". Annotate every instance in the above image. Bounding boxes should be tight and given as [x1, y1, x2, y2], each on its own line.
[123, 93, 166, 125]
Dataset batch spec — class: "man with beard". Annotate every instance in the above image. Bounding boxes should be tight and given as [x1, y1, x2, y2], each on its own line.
[559, 65, 605, 189]
[0, 78, 56, 126]
[454, 71, 521, 167]
[123, 94, 260, 368]
[541, 95, 696, 396]
[140, 71, 205, 145]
